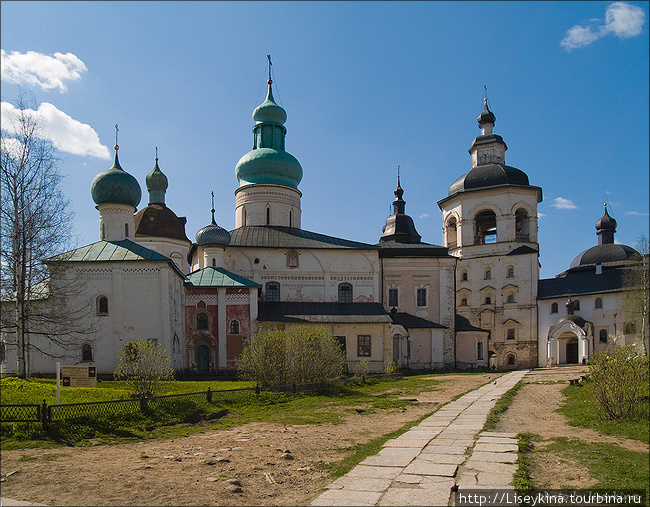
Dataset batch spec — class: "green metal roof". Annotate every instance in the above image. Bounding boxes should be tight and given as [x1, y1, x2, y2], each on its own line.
[229, 226, 377, 250]
[48, 240, 171, 263]
[185, 267, 261, 288]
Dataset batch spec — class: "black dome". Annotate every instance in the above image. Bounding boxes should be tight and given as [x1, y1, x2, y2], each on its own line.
[449, 163, 531, 195]
[570, 243, 639, 268]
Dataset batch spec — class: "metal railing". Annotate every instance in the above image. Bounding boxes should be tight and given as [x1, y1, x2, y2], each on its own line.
[0, 403, 41, 423]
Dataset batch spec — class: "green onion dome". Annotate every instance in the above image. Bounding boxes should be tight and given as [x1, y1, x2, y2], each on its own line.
[145, 158, 168, 204]
[235, 80, 303, 189]
[91, 147, 141, 208]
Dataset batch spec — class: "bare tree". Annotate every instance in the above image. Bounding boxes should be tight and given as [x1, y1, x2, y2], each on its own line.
[623, 234, 650, 354]
[1, 94, 96, 377]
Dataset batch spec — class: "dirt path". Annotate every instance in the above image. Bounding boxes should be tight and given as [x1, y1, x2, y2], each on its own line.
[0, 373, 495, 506]
[495, 365, 649, 490]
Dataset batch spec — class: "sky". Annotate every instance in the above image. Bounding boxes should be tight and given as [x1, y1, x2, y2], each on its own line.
[1, 1, 648, 279]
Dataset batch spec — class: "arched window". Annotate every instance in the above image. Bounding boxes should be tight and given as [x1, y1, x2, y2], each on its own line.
[125, 223, 129, 238]
[477, 341, 484, 361]
[97, 296, 109, 315]
[461, 270, 468, 281]
[101, 223, 105, 240]
[507, 266, 515, 278]
[599, 329, 608, 343]
[484, 296, 491, 305]
[266, 207, 270, 225]
[289, 210, 293, 228]
[574, 300, 580, 311]
[196, 313, 209, 330]
[515, 208, 529, 241]
[551, 302, 558, 314]
[461, 298, 468, 306]
[81, 343, 93, 361]
[212, 258, 216, 267]
[507, 355, 515, 365]
[338, 283, 353, 303]
[229, 319, 240, 334]
[485, 269, 491, 280]
[594, 297, 603, 309]
[507, 294, 515, 303]
[475, 210, 497, 244]
[266, 282, 280, 302]
[447, 217, 457, 248]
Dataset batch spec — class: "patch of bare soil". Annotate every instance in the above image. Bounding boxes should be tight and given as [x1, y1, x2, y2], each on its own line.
[495, 365, 649, 490]
[0, 373, 495, 506]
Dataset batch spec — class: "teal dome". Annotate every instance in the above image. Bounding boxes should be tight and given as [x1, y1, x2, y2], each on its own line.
[235, 80, 303, 189]
[145, 158, 168, 204]
[253, 85, 287, 125]
[235, 148, 303, 188]
[91, 149, 141, 208]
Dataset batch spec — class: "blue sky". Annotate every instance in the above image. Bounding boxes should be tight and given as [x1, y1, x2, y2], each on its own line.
[2, 1, 648, 279]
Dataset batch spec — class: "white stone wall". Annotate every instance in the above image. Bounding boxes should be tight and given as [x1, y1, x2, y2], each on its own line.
[235, 184, 302, 228]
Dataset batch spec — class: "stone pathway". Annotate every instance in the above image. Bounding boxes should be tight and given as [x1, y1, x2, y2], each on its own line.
[311, 369, 528, 506]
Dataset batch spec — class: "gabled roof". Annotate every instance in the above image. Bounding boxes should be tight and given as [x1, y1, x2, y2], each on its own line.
[507, 245, 539, 256]
[537, 265, 626, 299]
[257, 302, 391, 323]
[48, 240, 171, 263]
[185, 267, 261, 288]
[389, 311, 446, 329]
[45, 240, 186, 278]
[455, 314, 490, 333]
[229, 226, 377, 250]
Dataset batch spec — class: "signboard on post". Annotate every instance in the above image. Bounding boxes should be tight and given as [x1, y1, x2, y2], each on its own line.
[61, 366, 97, 387]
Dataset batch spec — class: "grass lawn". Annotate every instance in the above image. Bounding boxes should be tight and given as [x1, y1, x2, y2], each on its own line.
[0, 373, 488, 449]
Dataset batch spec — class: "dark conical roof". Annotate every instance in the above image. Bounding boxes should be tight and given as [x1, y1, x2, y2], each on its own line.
[380, 178, 422, 244]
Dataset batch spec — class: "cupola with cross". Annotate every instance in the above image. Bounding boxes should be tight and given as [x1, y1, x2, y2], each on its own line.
[234, 56, 302, 229]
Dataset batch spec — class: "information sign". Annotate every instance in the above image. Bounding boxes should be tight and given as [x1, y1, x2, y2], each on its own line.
[61, 366, 97, 387]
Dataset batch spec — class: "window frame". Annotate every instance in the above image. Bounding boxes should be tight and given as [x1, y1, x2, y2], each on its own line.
[229, 319, 241, 335]
[388, 288, 398, 308]
[196, 312, 209, 330]
[97, 295, 109, 315]
[338, 282, 353, 303]
[416, 287, 427, 308]
[265, 281, 281, 302]
[357, 335, 371, 357]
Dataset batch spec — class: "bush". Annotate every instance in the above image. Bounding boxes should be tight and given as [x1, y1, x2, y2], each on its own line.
[239, 325, 346, 387]
[114, 340, 174, 397]
[588, 345, 649, 421]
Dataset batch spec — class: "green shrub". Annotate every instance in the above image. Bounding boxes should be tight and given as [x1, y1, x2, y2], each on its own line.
[588, 345, 649, 421]
[352, 360, 370, 382]
[114, 340, 174, 397]
[239, 325, 346, 387]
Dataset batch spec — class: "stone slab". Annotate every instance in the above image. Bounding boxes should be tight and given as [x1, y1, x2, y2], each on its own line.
[403, 459, 458, 477]
[467, 451, 518, 463]
[421, 445, 467, 455]
[311, 489, 382, 506]
[416, 453, 466, 465]
[326, 475, 393, 492]
[473, 443, 519, 453]
[378, 484, 453, 506]
[462, 461, 517, 475]
[479, 432, 518, 439]
[476, 436, 518, 444]
[360, 447, 420, 467]
[347, 465, 403, 480]
[383, 438, 431, 448]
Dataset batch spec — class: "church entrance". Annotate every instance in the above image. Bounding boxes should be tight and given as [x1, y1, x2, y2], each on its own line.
[566, 338, 579, 364]
[197, 345, 210, 373]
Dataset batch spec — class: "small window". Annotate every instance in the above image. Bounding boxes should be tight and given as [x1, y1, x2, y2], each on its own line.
[461, 271, 468, 281]
[125, 223, 129, 238]
[266, 207, 270, 225]
[388, 288, 398, 308]
[416, 288, 427, 307]
[507, 355, 515, 365]
[507, 328, 515, 340]
[485, 270, 491, 280]
[212, 258, 216, 267]
[338, 283, 353, 303]
[97, 296, 109, 315]
[197, 313, 209, 330]
[507, 294, 515, 303]
[266, 282, 280, 302]
[357, 335, 371, 357]
[574, 300, 580, 311]
[101, 223, 105, 240]
[625, 322, 637, 334]
[594, 298, 603, 309]
[477, 341, 484, 361]
[229, 319, 240, 334]
[599, 329, 608, 343]
[551, 302, 558, 314]
[81, 344, 93, 361]
[507, 267, 514, 278]
[461, 298, 468, 306]
[485, 296, 491, 305]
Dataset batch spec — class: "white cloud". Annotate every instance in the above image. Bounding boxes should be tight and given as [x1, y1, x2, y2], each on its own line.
[551, 197, 578, 209]
[1, 101, 110, 159]
[538, 212, 546, 218]
[560, 2, 646, 50]
[1, 50, 87, 92]
[625, 211, 650, 216]
[419, 213, 429, 219]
